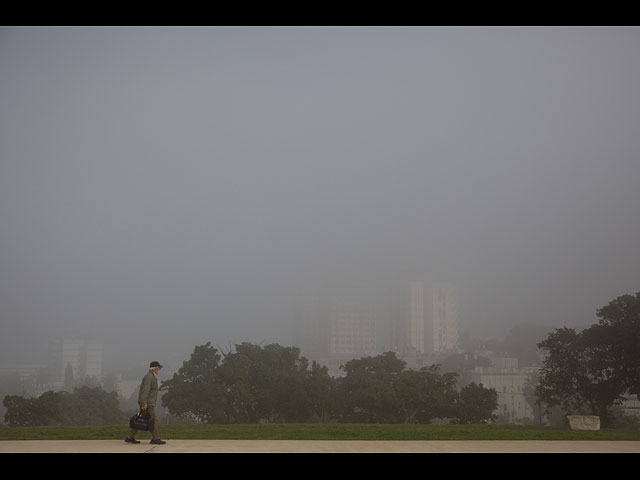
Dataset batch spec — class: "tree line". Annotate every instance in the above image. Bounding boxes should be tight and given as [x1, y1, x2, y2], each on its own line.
[2, 386, 126, 427]
[160, 343, 498, 424]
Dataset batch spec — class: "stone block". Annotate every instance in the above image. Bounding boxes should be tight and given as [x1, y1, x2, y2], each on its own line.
[567, 415, 600, 431]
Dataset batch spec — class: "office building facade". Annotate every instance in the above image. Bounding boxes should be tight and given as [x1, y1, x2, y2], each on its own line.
[47, 337, 103, 388]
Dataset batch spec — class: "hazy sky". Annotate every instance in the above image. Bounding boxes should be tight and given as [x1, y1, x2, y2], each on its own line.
[1, 26, 639, 371]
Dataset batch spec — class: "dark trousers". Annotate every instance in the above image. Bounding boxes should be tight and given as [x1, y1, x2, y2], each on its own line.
[129, 405, 160, 440]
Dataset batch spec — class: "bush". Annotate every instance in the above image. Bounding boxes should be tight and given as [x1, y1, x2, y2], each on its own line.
[2, 386, 127, 426]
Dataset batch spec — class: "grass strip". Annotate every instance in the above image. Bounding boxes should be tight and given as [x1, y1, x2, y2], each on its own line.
[1, 423, 639, 441]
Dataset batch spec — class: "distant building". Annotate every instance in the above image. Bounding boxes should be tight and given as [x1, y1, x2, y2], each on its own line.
[382, 280, 460, 357]
[0, 364, 48, 396]
[47, 337, 103, 389]
[469, 357, 537, 424]
[620, 394, 640, 419]
[292, 287, 331, 362]
[293, 285, 376, 376]
[427, 282, 460, 354]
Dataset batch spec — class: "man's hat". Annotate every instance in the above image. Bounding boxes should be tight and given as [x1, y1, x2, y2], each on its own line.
[150, 361, 163, 368]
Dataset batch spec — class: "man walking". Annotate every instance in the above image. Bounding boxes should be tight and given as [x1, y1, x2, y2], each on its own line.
[125, 361, 166, 445]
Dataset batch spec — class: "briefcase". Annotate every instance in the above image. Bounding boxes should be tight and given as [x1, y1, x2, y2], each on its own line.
[129, 411, 155, 431]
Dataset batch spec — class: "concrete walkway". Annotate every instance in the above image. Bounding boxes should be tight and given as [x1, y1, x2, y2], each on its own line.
[1, 439, 639, 453]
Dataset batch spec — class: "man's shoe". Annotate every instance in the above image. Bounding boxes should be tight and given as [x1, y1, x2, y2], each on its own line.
[150, 439, 166, 445]
[125, 437, 140, 444]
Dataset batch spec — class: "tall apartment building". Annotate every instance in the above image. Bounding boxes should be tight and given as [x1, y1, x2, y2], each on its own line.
[382, 280, 460, 357]
[293, 286, 376, 376]
[47, 337, 103, 388]
[427, 281, 460, 354]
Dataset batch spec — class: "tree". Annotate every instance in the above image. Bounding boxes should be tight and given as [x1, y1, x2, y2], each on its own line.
[534, 293, 640, 426]
[331, 352, 497, 424]
[305, 361, 337, 422]
[3, 395, 45, 427]
[160, 342, 231, 423]
[3, 387, 125, 426]
[535, 321, 631, 427]
[394, 365, 458, 424]
[337, 352, 406, 423]
[452, 382, 498, 424]
[594, 292, 640, 398]
[219, 342, 324, 423]
[161, 342, 333, 423]
[3, 391, 63, 426]
[57, 386, 125, 425]
[536, 327, 590, 417]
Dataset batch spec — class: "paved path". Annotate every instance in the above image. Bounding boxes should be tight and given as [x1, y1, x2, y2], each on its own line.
[1, 439, 639, 453]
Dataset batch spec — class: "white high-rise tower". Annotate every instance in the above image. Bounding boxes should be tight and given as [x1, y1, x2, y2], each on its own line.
[425, 282, 460, 354]
[383, 280, 459, 356]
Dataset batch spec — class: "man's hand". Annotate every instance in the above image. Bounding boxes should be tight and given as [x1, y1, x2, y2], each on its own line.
[141, 405, 148, 410]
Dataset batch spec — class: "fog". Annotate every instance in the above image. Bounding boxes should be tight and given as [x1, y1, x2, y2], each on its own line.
[1, 26, 639, 372]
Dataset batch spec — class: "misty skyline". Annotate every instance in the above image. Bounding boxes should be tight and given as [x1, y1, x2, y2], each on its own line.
[1, 26, 639, 372]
